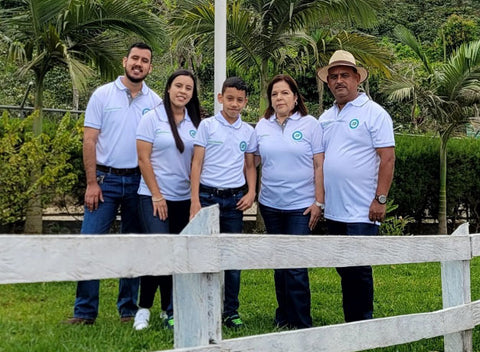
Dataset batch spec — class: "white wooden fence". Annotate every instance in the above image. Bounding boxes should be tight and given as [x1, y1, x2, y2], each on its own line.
[1, 205, 480, 352]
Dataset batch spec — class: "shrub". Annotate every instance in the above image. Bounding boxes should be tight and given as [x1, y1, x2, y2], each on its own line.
[0, 111, 83, 226]
[390, 134, 480, 231]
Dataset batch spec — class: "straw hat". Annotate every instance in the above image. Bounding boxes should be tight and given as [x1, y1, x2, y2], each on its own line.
[317, 50, 368, 83]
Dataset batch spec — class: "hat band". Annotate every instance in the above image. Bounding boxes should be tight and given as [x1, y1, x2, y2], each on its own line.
[329, 60, 357, 68]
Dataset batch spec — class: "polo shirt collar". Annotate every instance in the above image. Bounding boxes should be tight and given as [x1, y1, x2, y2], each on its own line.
[268, 111, 302, 122]
[215, 111, 242, 129]
[158, 103, 192, 124]
[334, 92, 369, 109]
[114, 76, 149, 95]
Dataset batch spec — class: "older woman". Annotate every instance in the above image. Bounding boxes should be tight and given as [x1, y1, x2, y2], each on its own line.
[254, 74, 323, 329]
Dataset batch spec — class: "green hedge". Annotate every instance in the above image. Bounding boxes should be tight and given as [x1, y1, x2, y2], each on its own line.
[391, 134, 480, 230]
[0, 112, 84, 228]
[2, 116, 480, 232]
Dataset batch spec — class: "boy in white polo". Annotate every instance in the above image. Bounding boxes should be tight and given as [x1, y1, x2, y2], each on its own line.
[190, 77, 257, 329]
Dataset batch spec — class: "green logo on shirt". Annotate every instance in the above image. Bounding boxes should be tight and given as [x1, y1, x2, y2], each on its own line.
[189, 130, 197, 138]
[239, 141, 247, 151]
[349, 119, 359, 129]
[292, 131, 303, 141]
[142, 108, 151, 115]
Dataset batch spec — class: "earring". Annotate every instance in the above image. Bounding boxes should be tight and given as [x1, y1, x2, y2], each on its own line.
[295, 100, 298, 106]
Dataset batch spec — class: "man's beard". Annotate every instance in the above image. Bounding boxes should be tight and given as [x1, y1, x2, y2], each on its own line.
[125, 70, 147, 83]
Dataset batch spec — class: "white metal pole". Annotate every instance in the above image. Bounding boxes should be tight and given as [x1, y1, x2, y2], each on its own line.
[214, 0, 227, 114]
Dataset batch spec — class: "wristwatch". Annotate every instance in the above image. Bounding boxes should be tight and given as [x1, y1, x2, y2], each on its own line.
[375, 194, 387, 205]
[314, 200, 325, 210]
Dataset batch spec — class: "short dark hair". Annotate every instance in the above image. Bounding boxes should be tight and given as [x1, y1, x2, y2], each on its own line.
[221, 76, 248, 95]
[163, 69, 201, 153]
[263, 74, 308, 118]
[126, 42, 153, 60]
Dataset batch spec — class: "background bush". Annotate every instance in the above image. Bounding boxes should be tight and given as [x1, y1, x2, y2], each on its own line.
[2, 117, 480, 233]
[0, 111, 83, 231]
[390, 134, 480, 232]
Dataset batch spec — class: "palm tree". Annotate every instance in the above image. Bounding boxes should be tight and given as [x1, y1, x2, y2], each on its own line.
[385, 25, 480, 234]
[0, 0, 164, 233]
[168, 0, 382, 113]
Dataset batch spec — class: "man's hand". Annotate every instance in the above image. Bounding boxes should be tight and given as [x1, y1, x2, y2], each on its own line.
[369, 200, 386, 222]
[84, 182, 103, 212]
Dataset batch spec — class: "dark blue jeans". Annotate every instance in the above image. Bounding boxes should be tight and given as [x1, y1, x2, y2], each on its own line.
[137, 196, 191, 317]
[259, 203, 312, 329]
[74, 171, 141, 319]
[200, 188, 244, 318]
[326, 220, 379, 322]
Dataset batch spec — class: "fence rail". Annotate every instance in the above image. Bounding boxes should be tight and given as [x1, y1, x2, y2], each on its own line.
[1, 205, 478, 351]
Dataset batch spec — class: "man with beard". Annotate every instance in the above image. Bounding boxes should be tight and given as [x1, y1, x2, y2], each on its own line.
[65, 43, 162, 325]
[317, 50, 395, 322]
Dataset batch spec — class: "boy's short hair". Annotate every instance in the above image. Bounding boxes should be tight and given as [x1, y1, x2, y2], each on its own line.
[222, 76, 248, 95]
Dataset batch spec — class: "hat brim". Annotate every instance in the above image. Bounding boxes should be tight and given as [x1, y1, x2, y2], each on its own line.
[317, 63, 368, 83]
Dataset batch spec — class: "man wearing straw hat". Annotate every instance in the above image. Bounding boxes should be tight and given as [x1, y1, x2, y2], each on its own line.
[317, 50, 395, 322]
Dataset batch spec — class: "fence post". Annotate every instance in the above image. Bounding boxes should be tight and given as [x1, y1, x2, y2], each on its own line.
[173, 205, 222, 349]
[441, 223, 472, 352]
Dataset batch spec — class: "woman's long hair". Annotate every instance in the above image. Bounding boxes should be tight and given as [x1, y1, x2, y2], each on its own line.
[163, 69, 201, 152]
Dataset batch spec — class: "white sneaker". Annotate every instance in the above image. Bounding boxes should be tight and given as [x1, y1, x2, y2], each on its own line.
[133, 308, 150, 331]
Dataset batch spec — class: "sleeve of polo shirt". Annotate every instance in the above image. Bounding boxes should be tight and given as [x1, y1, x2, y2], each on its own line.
[246, 128, 257, 153]
[194, 119, 209, 147]
[311, 120, 324, 154]
[136, 110, 156, 143]
[252, 120, 264, 156]
[84, 91, 103, 129]
[370, 109, 395, 148]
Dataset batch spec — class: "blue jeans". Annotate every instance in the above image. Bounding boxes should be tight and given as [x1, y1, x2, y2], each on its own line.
[137, 196, 190, 317]
[259, 203, 312, 329]
[73, 171, 141, 319]
[200, 187, 244, 318]
[326, 220, 379, 322]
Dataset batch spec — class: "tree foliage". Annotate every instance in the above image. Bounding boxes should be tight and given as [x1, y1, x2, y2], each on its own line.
[168, 0, 386, 113]
[0, 0, 164, 233]
[385, 27, 480, 233]
[0, 112, 83, 227]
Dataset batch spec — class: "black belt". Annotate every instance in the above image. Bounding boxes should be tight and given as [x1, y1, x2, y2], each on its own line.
[96, 164, 140, 176]
[200, 184, 246, 197]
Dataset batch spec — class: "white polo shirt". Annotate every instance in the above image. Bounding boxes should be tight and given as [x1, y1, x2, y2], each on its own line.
[319, 93, 395, 223]
[194, 112, 256, 188]
[84, 76, 162, 168]
[136, 104, 197, 201]
[255, 112, 323, 210]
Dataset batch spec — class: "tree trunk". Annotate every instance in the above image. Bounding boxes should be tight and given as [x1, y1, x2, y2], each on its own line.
[73, 85, 79, 111]
[258, 61, 269, 119]
[24, 76, 44, 234]
[438, 129, 452, 235]
[255, 61, 270, 234]
[316, 76, 324, 115]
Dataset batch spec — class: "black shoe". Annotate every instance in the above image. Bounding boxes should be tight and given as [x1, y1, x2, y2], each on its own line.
[223, 314, 244, 329]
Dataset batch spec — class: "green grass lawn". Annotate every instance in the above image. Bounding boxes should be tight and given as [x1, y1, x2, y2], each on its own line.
[1, 258, 480, 352]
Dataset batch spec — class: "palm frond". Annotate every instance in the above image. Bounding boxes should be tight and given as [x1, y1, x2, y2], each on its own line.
[437, 40, 480, 103]
[393, 25, 433, 75]
[384, 81, 415, 102]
